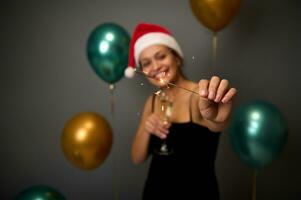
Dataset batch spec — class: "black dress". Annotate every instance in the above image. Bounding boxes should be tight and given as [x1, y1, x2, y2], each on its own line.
[142, 94, 221, 200]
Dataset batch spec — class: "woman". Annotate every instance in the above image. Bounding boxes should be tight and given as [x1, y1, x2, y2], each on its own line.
[125, 23, 237, 200]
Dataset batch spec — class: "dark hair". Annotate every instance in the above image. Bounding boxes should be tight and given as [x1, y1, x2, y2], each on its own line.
[169, 49, 187, 78]
[170, 49, 183, 67]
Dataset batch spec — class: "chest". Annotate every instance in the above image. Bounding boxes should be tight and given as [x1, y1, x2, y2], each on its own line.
[153, 93, 191, 122]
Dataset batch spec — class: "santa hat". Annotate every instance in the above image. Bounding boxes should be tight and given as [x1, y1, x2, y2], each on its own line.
[125, 23, 183, 78]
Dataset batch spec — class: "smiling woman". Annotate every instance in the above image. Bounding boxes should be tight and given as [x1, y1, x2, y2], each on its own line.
[138, 45, 182, 87]
[126, 22, 237, 199]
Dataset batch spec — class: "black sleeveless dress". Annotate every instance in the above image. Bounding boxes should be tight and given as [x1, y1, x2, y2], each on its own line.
[142, 94, 221, 200]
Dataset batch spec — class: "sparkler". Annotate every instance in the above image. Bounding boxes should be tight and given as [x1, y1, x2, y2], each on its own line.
[134, 69, 200, 96]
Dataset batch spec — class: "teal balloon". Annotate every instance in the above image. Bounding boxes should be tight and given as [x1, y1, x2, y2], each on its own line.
[87, 23, 130, 84]
[15, 185, 66, 200]
[229, 100, 288, 169]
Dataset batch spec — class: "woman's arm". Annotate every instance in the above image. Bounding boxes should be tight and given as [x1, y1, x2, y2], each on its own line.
[131, 96, 153, 164]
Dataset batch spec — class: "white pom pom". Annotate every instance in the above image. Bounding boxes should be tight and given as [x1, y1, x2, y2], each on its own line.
[125, 67, 135, 78]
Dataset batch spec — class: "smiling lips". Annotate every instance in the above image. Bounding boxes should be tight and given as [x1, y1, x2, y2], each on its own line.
[155, 71, 166, 79]
[143, 69, 169, 84]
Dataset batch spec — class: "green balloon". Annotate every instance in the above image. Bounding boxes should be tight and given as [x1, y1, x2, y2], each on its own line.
[229, 100, 288, 169]
[15, 185, 66, 200]
[87, 23, 130, 84]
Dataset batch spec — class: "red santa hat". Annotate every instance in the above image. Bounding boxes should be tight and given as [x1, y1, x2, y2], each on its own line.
[125, 22, 183, 78]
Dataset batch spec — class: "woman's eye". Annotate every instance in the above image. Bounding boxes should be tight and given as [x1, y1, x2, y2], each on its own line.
[141, 62, 150, 68]
[158, 54, 166, 60]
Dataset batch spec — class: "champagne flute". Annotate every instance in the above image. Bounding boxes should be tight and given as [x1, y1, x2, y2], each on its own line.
[154, 90, 173, 156]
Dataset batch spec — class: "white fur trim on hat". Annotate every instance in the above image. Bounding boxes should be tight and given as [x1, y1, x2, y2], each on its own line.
[134, 32, 183, 67]
[125, 67, 135, 78]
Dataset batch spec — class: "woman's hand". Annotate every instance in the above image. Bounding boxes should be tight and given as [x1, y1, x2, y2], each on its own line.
[198, 76, 237, 123]
[145, 113, 171, 139]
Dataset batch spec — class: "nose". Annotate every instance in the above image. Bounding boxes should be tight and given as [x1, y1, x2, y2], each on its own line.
[152, 60, 160, 70]
[147, 60, 162, 77]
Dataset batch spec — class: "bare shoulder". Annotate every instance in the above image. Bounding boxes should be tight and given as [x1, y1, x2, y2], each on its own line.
[185, 80, 199, 91]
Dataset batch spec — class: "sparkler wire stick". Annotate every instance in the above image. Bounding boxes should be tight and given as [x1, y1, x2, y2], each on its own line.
[135, 69, 200, 96]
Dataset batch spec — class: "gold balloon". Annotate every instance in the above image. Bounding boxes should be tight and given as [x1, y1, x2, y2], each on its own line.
[189, 0, 242, 32]
[61, 112, 113, 170]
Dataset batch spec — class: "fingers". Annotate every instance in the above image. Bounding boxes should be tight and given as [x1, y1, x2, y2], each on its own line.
[199, 76, 237, 103]
[145, 114, 171, 139]
[221, 87, 237, 103]
[199, 79, 209, 97]
[215, 79, 229, 102]
[208, 76, 221, 100]
[199, 76, 221, 100]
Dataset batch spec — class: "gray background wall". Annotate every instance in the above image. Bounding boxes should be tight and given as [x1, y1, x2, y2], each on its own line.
[0, 0, 300, 199]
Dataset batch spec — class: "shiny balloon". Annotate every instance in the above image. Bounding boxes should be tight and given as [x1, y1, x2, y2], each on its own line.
[87, 23, 130, 84]
[15, 185, 65, 200]
[229, 100, 288, 169]
[189, 0, 242, 32]
[61, 112, 113, 170]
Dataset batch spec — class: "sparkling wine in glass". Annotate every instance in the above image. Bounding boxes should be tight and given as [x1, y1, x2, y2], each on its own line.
[154, 90, 173, 156]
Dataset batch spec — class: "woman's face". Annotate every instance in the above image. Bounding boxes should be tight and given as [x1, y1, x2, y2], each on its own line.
[139, 45, 181, 87]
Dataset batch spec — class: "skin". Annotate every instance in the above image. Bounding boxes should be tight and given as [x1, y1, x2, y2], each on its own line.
[131, 45, 237, 164]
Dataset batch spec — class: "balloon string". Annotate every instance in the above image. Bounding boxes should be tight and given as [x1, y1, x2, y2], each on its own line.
[109, 84, 119, 200]
[252, 170, 258, 200]
[110, 84, 115, 119]
[212, 31, 218, 74]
